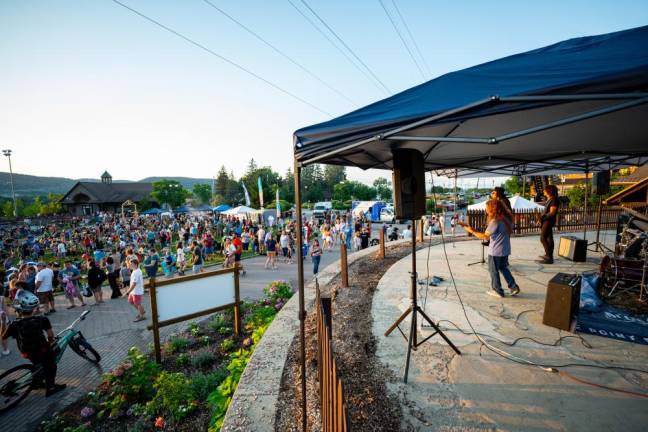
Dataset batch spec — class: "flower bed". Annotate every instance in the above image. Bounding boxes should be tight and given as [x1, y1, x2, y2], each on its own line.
[39, 280, 294, 432]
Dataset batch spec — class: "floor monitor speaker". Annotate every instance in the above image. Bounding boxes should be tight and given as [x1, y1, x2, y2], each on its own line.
[543, 273, 581, 331]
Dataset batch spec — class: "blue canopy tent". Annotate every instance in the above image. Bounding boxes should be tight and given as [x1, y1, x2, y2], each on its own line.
[294, 25, 648, 177]
[173, 206, 190, 214]
[141, 208, 163, 215]
[213, 204, 232, 212]
[290, 25, 648, 417]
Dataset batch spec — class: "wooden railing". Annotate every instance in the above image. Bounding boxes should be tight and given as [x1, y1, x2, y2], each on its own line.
[465, 206, 625, 235]
[316, 281, 350, 432]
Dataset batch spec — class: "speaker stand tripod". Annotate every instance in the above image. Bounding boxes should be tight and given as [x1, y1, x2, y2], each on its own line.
[384, 220, 461, 383]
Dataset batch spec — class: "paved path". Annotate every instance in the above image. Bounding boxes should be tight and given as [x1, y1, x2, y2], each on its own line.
[0, 247, 340, 432]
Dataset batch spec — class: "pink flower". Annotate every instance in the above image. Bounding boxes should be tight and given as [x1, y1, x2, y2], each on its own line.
[155, 416, 165, 428]
[113, 366, 125, 377]
[80, 406, 95, 418]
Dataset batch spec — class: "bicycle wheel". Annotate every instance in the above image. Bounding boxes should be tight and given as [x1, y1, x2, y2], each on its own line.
[69, 335, 101, 364]
[0, 364, 34, 414]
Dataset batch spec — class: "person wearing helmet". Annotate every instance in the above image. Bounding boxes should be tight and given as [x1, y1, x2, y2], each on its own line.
[2, 289, 66, 396]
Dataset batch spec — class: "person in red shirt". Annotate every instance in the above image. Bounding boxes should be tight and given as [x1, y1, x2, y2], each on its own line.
[232, 233, 246, 276]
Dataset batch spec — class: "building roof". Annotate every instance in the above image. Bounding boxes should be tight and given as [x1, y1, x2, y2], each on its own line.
[61, 181, 153, 204]
[101, 171, 112, 178]
[604, 177, 648, 205]
[614, 165, 648, 184]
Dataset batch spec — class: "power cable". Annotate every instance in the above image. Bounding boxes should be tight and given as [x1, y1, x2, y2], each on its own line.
[298, 0, 392, 95]
[378, 0, 426, 80]
[391, 0, 431, 77]
[425, 176, 648, 397]
[201, 0, 356, 106]
[286, 0, 367, 89]
[109, 0, 331, 116]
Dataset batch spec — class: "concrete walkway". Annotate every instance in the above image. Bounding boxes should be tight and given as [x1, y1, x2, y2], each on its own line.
[373, 232, 648, 431]
[0, 247, 340, 432]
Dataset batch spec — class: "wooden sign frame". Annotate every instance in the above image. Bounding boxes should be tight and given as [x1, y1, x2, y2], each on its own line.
[148, 266, 241, 362]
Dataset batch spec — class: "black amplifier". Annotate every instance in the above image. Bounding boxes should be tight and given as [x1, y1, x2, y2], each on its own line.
[543, 273, 581, 331]
[558, 236, 587, 262]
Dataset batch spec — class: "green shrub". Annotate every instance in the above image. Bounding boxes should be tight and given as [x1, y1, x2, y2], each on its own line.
[200, 335, 211, 346]
[263, 280, 293, 303]
[191, 351, 215, 369]
[96, 347, 160, 418]
[218, 326, 232, 336]
[219, 339, 235, 353]
[166, 336, 190, 354]
[146, 371, 195, 421]
[207, 349, 253, 431]
[208, 315, 226, 332]
[175, 353, 190, 367]
[189, 368, 228, 401]
[188, 321, 200, 337]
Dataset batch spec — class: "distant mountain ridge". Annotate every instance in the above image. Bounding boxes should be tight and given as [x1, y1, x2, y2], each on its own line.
[0, 172, 212, 197]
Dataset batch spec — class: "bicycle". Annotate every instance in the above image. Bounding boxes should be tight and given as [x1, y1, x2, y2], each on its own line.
[0, 310, 100, 414]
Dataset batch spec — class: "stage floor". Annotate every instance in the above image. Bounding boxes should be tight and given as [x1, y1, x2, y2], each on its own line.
[372, 231, 648, 431]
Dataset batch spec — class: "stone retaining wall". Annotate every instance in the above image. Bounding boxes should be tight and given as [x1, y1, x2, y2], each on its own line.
[221, 240, 409, 431]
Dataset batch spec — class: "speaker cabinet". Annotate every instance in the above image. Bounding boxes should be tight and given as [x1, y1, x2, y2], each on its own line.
[543, 273, 581, 331]
[558, 236, 587, 262]
[592, 171, 610, 195]
[392, 148, 425, 220]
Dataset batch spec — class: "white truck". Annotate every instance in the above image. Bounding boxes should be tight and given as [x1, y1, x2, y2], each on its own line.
[312, 201, 332, 221]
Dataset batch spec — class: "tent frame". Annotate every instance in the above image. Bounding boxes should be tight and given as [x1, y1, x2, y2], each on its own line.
[297, 93, 648, 176]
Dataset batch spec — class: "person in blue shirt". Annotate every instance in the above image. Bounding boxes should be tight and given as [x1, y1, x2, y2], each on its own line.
[459, 200, 520, 298]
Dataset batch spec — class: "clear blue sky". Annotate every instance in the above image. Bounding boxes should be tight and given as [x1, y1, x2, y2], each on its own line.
[1, 0, 647, 187]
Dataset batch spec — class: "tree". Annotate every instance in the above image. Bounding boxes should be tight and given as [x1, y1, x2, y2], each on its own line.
[503, 177, 522, 195]
[279, 168, 295, 204]
[151, 179, 190, 209]
[333, 180, 376, 201]
[323, 165, 346, 199]
[192, 183, 212, 205]
[215, 166, 229, 197]
[373, 177, 392, 201]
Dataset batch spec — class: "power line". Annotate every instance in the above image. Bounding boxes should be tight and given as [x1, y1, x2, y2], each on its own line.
[299, 0, 392, 95]
[201, 0, 356, 106]
[378, 0, 426, 80]
[109, 0, 331, 116]
[391, 0, 432, 76]
[286, 0, 385, 97]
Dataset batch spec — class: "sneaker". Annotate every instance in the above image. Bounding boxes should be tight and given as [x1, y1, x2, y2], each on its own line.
[1, 349, 10, 356]
[50, 309, 56, 313]
[486, 290, 505, 298]
[510, 286, 520, 296]
[46, 383, 67, 397]
[537, 258, 554, 264]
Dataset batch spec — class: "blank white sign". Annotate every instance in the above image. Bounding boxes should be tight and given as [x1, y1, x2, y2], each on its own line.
[155, 272, 236, 323]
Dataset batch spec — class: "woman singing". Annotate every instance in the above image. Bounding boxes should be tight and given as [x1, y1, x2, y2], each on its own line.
[459, 199, 520, 298]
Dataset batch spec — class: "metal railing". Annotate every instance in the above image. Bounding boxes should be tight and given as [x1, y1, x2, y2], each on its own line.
[466, 206, 627, 234]
[316, 281, 350, 432]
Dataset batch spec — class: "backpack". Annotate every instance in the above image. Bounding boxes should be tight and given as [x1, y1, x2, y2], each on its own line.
[14, 317, 47, 355]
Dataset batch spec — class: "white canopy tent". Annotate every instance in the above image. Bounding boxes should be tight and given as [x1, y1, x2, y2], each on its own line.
[467, 195, 544, 211]
[222, 205, 257, 218]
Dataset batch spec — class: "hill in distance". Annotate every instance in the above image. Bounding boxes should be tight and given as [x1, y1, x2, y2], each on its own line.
[0, 172, 212, 197]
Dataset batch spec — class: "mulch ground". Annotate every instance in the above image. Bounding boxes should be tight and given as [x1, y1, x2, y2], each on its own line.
[275, 243, 430, 431]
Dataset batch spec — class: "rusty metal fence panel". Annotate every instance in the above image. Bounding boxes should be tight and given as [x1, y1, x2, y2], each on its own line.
[316, 282, 350, 432]
[466, 206, 624, 235]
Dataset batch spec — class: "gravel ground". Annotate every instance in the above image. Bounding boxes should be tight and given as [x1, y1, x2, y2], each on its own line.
[275, 242, 432, 431]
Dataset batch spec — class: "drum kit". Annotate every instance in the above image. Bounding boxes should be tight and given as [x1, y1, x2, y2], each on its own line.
[599, 216, 648, 301]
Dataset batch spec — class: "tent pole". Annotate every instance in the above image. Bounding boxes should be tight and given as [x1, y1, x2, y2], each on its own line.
[583, 163, 590, 240]
[293, 158, 307, 432]
[522, 176, 526, 198]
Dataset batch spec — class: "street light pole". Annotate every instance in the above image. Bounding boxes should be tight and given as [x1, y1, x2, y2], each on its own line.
[2, 149, 17, 217]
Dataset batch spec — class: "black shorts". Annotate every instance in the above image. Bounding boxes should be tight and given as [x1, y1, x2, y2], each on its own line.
[235, 254, 241, 262]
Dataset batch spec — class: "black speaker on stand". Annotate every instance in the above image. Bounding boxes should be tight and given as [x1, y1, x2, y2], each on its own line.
[385, 148, 460, 383]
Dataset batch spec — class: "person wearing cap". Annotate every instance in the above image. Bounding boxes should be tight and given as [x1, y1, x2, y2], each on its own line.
[3, 290, 66, 396]
[35, 262, 55, 315]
